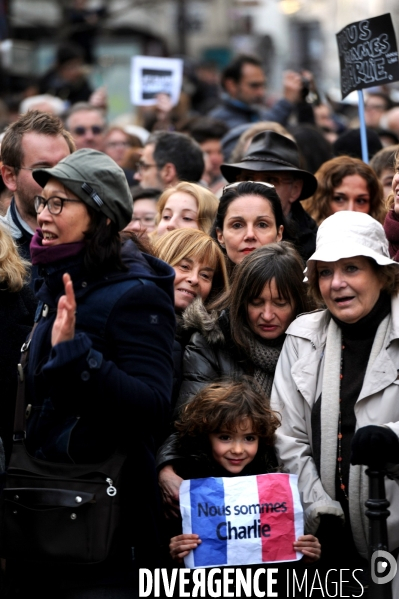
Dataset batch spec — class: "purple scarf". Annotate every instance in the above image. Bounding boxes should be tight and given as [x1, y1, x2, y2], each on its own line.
[384, 210, 399, 262]
[30, 229, 85, 266]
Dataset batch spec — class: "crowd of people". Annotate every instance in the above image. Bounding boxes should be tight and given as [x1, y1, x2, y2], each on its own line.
[0, 47, 399, 598]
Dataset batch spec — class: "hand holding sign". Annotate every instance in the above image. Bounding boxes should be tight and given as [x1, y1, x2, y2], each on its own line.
[293, 535, 321, 563]
[180, 473, 305, 568]
[170, 532, 320, 565]
[169, 534, 202, 562]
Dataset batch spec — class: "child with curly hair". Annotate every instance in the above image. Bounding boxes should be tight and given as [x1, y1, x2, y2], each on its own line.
[162, 379, 321, 564]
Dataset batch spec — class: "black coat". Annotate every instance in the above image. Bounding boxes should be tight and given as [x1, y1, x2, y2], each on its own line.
[0, 283, 36, 464]
[24, 242, 176, 567]
[289, 201, 317, 262]
[174, 301, 251, 416]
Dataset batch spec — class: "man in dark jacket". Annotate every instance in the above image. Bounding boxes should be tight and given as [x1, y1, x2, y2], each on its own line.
[208, 55, 304, 131]
[221, 131, 318, 260]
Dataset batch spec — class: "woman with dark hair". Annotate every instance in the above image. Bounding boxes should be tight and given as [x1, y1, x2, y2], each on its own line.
[302, 155, 386, 226]
[157, 242, 313, 515]
[211, 181, 293, 271]
[4, 149, 175, 597]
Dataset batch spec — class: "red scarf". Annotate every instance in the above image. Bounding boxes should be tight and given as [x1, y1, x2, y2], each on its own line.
[383, 210, 399, 262]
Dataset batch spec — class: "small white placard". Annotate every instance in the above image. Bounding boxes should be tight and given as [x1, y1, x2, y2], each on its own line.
[130, 55, 183, 106]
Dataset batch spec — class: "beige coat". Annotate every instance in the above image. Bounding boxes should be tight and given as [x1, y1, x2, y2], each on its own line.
[271, 295, 399, 563]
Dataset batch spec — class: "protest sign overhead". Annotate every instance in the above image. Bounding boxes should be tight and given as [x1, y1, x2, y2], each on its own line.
[336, 13, 399, 99]
[130, 56, 183, 106]
[180, 473, 303, 569]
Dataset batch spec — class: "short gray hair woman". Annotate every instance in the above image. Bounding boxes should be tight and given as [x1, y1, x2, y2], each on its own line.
[271, 210, 399, 595]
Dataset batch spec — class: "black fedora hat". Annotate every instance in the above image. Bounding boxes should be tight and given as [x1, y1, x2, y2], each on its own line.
[221, 130, 317, 201]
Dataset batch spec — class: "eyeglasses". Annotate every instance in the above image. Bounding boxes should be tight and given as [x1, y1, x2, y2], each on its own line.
[72, 125, 104, 136]
[223, 181, 275, 194]
[34, 195, 82, 215]
[136, 161, 158, 173]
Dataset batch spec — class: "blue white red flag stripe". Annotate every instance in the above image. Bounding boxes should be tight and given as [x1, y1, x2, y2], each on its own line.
[180, 473, 303, 569]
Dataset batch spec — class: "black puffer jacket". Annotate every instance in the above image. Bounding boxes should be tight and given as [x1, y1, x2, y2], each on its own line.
[175, 300, 248, 415]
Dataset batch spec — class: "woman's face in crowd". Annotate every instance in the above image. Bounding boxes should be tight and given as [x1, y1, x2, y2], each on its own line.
[208, 418, 259, 474]
[247, 278, 295, 340]
[380, 167, 395, 201]
[156, 192, 199, 237]
[173, 255, 215, 312]
[38, 177, 91, 246]
[392, 162, 399, 215]
[329, 175, 371, 216]
[216, 195, 283, 265]
[317, 256, 382, 323]
[124, 198, 157, 239]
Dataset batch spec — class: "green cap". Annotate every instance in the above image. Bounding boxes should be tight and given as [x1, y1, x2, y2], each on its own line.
[32, 149, 133, 231]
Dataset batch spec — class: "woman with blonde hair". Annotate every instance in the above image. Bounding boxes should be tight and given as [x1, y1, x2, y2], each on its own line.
[154, 228, 229, 406]
[154, 228, 229, 312]
[0, 225, 35, 464]
[155, 182, 219, 238]
[302, 155, 386, 225]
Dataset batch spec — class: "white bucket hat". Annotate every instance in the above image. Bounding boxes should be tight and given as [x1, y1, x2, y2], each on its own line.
[304, 211, 397, 281]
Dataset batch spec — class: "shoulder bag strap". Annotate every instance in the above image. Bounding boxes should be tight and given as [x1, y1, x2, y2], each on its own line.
[14, 323, 38, 439]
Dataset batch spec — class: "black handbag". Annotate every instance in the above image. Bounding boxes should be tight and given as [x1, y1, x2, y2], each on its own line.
[0, 326, 127, 564]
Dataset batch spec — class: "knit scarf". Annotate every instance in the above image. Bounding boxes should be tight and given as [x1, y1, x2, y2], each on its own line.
[247, 335, 285, 399]
[30, 228, 86, 266]
[320, 311, 391, 558]
[384, 209, 399, 261]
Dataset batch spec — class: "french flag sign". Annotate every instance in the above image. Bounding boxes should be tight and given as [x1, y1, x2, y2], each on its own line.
[180, 472, 303, 569]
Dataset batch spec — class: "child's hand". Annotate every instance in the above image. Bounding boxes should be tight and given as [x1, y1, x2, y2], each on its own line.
[293, 535, 321, 563]
[169, 534, 201, 563]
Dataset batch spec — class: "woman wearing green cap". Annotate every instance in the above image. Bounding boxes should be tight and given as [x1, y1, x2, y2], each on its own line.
[4, 149, 176, 597]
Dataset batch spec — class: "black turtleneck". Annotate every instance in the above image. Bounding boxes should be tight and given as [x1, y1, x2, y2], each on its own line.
[331, 291, 391, 502]
[313, 292, 391, 573]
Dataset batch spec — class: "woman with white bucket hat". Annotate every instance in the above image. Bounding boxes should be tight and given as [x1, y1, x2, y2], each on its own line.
[271, 210, 399, 595]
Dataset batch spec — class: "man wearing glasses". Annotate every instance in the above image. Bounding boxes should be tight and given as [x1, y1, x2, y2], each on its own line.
[0, 110, 74, 278]
[221, 130, 318, 260]
[208, 55, 304, 131]
[134, 131, 204, 191]
[65, 102, 106, 152]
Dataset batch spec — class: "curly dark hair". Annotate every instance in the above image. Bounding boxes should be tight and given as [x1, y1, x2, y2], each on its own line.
[175, 379, 280, 448]
[302, 155, 386, 225]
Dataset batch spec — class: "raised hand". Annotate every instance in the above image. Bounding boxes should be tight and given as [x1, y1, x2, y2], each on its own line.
[51, 273, 77, 347]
